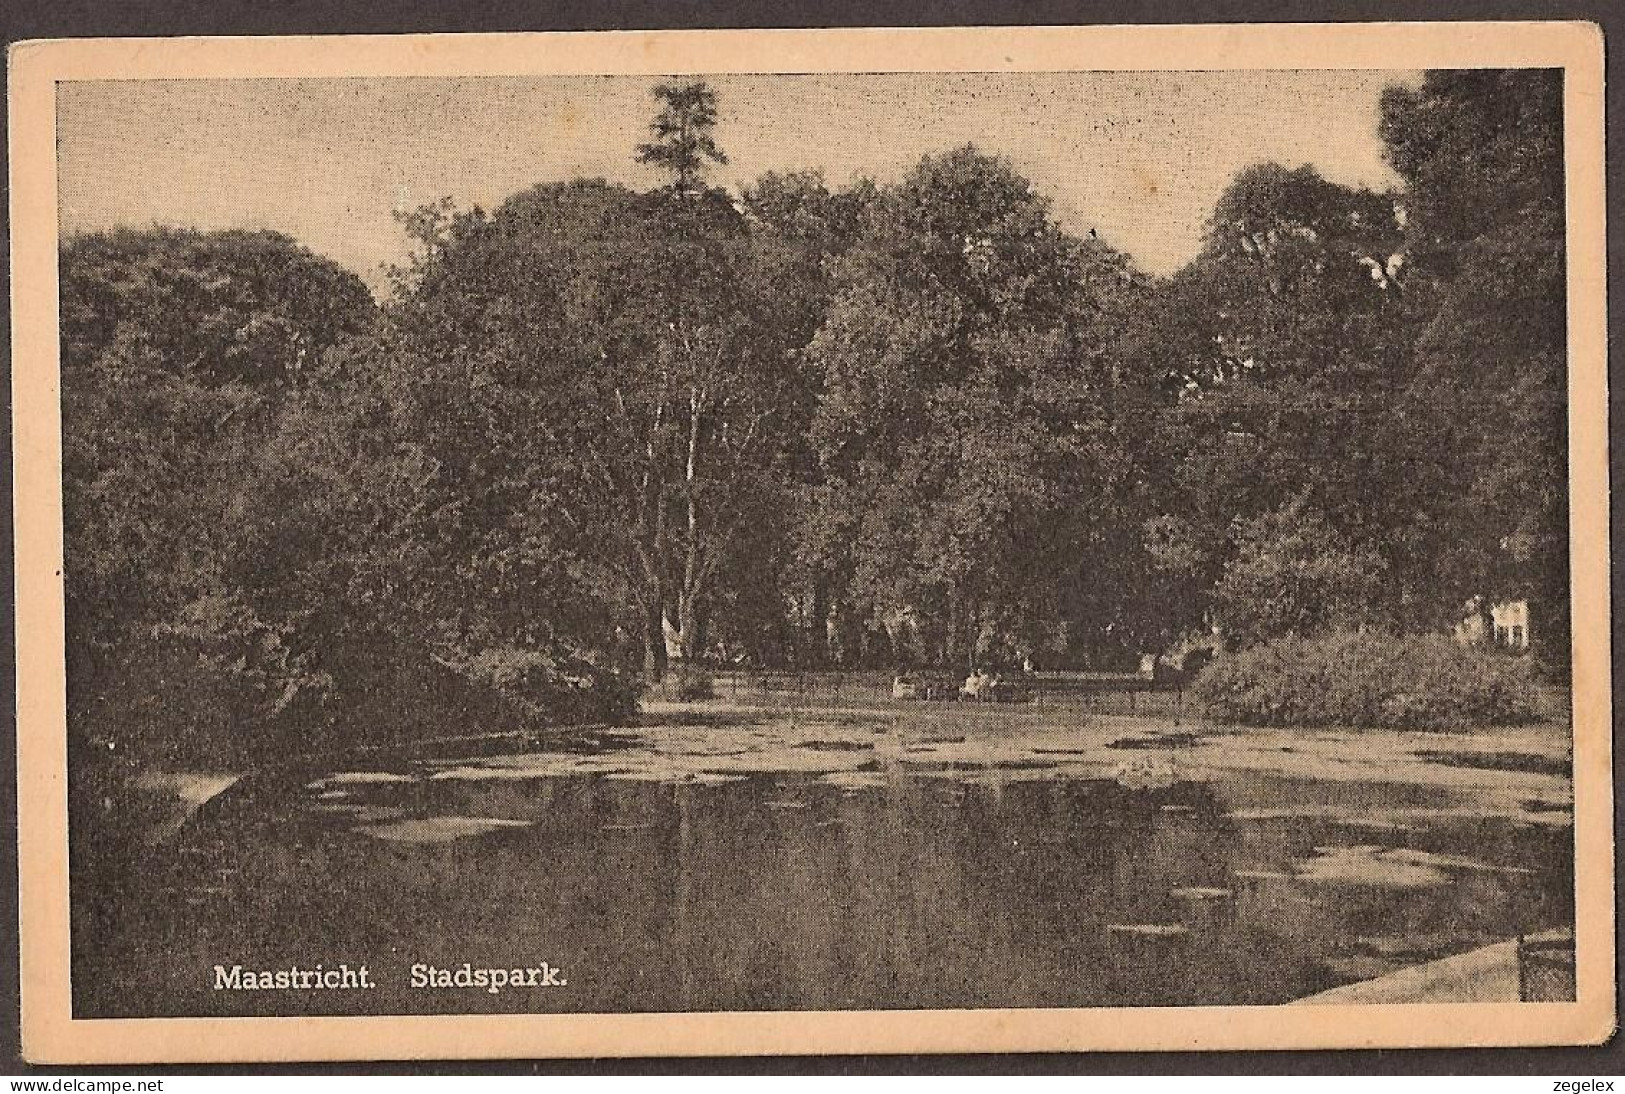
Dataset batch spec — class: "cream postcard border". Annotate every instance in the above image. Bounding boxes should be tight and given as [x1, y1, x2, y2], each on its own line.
[9, 23, 1612, 1063]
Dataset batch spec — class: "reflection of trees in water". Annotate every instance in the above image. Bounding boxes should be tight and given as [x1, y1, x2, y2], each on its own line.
[75, 770, 1573, 1017]
[376, 773, 1287, 1010]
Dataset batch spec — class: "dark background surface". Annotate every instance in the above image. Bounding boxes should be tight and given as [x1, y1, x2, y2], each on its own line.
[1, 0, 1620, 1076]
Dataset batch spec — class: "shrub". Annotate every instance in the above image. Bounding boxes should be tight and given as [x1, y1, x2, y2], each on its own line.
[69, 630, 645, 773]
[673, 667, 715, 701]
[449, 644, 643, 725]
[68, 601, 334, 769]
[1190, 628, 1543, 730]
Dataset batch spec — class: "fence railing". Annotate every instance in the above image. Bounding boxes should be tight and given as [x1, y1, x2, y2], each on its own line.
[651, 668, 1187, 721]
[1517, 930, 1576, 1002]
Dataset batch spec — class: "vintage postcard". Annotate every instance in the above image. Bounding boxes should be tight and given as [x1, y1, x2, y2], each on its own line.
[9, 23, 1612, 1063]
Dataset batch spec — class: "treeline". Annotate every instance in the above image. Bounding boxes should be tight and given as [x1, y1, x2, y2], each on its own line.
[61, 72, 1566, 763]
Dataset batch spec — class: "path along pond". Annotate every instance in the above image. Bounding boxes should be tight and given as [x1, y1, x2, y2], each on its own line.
[72, 703, 1574, 1016]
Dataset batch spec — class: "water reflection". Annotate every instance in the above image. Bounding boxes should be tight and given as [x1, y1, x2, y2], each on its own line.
[72, 760, 1571, 1017]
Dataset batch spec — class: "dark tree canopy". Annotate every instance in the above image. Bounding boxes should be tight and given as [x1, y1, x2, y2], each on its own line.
[61, 227, 375, 389]
[1380, 69, 1564, 267]
[1379, 70, 1569, 667]
[802, 146, 1155, 667]
[61, 228, 377, 762]
[60, 72, 1572, 771]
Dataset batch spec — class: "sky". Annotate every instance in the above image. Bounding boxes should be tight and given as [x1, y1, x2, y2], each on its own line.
[57, 71, 1421, 295]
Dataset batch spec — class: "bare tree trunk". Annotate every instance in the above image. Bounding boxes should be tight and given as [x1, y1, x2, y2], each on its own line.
[809, 579, 830, 667]
[642, 598, 668, 683]
[679, 535, 704, 660]
[678, 384, 707, 662]
[678, 593, 702, 663]
[633, 394, 669, 683]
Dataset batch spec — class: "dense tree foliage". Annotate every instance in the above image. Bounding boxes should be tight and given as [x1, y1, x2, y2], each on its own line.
[1209, 501, 1389, 649]
[377, 177, 810, 681]
[62, 229, 377, 764]
[62, 73, 1570, 767]
[1379, 70, 1568, 670]
[802, 146, 1156, 667]
[1142, 163, 1408, 642]
[1141, 71, 1565, 665]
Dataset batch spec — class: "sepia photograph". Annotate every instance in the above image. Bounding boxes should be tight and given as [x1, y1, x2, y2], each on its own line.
[9, 24, 1611, 1062]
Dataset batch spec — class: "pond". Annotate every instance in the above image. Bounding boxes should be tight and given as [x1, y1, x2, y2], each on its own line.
[70, 713, 1573, 1017]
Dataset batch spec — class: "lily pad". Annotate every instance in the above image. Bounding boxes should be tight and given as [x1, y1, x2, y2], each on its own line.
[356, 816, 531, 844]
[1292, 845, 1450, 889]
[1107, 923, 1191, 938]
